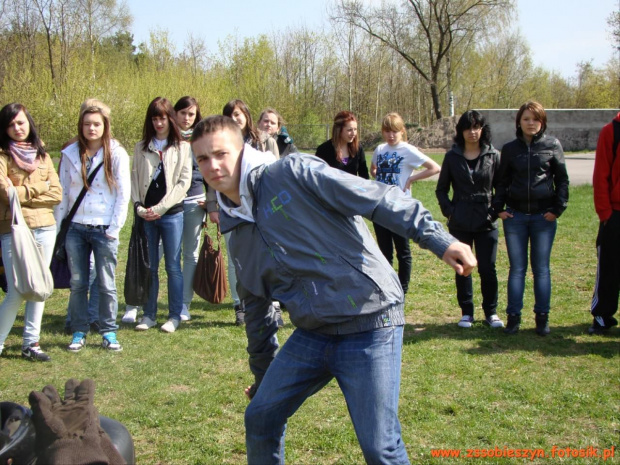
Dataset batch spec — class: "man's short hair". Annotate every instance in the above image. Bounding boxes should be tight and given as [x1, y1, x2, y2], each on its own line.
[191, 115, 243, 145]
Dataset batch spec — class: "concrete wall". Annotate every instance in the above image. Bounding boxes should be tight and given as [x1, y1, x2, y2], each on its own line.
[479, 109, 620, 151]
[411, 109, 619, 151]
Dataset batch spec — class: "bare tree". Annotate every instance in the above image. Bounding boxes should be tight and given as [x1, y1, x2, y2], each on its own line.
[77, 0, 131, 60]
[333, 0, 513, 120]
[32, 0, 58, 94]
[182, 33, 208, 75]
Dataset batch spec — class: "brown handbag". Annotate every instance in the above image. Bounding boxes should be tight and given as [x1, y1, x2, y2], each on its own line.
[193, 225, 228, 304]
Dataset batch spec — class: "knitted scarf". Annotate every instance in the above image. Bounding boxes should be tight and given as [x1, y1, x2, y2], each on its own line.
[9, 141, 40, 173]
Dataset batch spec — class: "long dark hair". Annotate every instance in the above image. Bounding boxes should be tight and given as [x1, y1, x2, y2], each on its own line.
[222, 99, 258, 146]
[141, 97, 182, 151]
[77, 105, 116, 189]
[454, 110, 491, 148]
[0, 103, 46, 158]
[174, 96, 202, 129]
[331, 110, 359, 158]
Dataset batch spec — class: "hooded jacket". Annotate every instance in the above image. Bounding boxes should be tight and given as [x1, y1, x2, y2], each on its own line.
[436, 143, 499, 232]
[492, 133, 569, 217]
[593, 112, 620, 222]
[219, 146, 456, 387]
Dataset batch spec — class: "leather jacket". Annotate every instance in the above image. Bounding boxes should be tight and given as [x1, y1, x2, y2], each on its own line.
[436, 143, 499, 232]
[492, 133, 569, 216]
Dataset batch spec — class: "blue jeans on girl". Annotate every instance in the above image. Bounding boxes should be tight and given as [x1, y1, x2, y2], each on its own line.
[503, 211, 557, 315]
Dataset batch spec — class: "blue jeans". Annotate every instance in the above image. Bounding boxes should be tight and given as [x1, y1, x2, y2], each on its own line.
[245, 326, 410, 465]
[503, 211, 557, 315]
[65, 254, 99, 326]
[0, 226, 55, 351]
[143, 212, 183, 321]
[182, 202, 205, 306]
[66, 223, 119, 334]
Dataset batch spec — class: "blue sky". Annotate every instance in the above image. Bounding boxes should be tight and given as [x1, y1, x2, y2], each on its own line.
[128, 0, 618, 79]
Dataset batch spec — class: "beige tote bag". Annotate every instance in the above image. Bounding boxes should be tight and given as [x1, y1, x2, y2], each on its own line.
[8, 186, 54, 302]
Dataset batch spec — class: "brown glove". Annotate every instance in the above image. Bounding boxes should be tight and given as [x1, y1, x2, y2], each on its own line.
[28, 378, 124, 465]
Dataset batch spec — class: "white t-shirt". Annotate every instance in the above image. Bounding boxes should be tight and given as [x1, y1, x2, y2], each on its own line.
[372, 142, 430, 194]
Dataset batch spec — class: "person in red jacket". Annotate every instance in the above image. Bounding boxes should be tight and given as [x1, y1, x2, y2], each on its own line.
[589, 112, 620, 334]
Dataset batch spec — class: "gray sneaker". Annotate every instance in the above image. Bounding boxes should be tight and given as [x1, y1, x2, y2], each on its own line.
[160, 319, 179, 333]
[484, 314, 505, 328]
[135, 316, 156, 331]
[457, 315, 474, 328]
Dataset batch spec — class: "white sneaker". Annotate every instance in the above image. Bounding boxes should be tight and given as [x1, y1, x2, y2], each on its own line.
[485, 314, 505, 328]
[122, 306, 140, 324]
[458, 315, 474, 328]
[161, 319, 179, 333]
[135, 316, 156, 331]
[180, 304, 191, 321]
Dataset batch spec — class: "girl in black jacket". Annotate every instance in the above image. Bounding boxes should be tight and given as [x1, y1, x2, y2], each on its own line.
[436, 110, 504, 329]
[315, 111, 369, 179]
[492, 101, 569, 336]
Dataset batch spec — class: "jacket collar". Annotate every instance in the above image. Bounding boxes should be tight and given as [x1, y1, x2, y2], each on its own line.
[61, 140, 115, 173]
[217, 144, 277, 225]
[450, 143, 496, 158]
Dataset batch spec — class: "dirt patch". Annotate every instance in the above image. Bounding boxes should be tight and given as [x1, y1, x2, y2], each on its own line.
[362, 117, 458, 151]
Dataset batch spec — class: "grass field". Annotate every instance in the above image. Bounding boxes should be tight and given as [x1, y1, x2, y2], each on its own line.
[0, 180, 618, 464]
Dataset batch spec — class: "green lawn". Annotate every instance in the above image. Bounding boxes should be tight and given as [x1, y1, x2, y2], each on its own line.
[0, 183, 617, 464]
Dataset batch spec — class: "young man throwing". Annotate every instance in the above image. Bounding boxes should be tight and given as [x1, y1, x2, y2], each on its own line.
[191, 115, 476, 464]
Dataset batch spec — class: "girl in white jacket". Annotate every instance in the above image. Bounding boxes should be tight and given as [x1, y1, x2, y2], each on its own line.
[56, 103, 130, 352]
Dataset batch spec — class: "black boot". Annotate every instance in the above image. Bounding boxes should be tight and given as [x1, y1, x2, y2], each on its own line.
[234, 305, 245, 326]
[535, 313, 550, 336]
[504, 314, 521, 334]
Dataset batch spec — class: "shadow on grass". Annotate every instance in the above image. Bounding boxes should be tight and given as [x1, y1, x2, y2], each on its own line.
[29, 302, 241, 337]
[403, 322, 620, 359]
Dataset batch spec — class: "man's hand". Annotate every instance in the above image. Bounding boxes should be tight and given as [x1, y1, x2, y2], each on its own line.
[442, 241, 477, 277]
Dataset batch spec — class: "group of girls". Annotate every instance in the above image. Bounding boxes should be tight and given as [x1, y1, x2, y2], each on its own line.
[0, 97, 568, 362]
[319, 102, 569, 336]
[0, 96, 298, 360]
[438, 101, 569, 335]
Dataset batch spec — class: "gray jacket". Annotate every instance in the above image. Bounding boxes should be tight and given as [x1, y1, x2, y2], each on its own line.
[220, 151, 456, 386]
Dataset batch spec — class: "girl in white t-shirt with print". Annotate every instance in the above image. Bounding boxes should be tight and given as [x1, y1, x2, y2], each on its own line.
[370, 112, 440, 294]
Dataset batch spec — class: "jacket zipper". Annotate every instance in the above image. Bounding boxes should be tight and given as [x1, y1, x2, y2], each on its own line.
[527, 144, 531, 213]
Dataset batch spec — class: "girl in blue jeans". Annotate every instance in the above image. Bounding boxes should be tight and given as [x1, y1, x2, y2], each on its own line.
[174, 96, 218, 321]
[57, 103, 131, 352]
[131, 97, 192, 334]
[492, 101, 569, 335]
